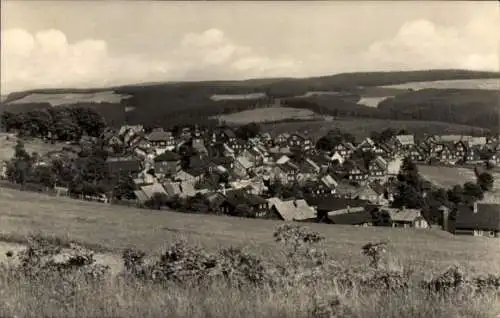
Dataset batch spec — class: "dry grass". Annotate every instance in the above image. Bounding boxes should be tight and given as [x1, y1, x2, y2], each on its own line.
[1, 275, 498, 318]
[0, 187, 499, 276]
[417, 165, 477, 189]
[214, 107, 321, 125]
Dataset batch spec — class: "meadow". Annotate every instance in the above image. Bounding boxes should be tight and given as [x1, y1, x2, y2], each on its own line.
[0, 135, 67, 162]
[0, 187, 499, 275]
[380, 78, 500, 91]
[5, 91, 132, 107]
[214, 107, 321, 125]
[417, 165, 477, 189]
[261, 118, 488, 141]
[0, 186, 499, 317]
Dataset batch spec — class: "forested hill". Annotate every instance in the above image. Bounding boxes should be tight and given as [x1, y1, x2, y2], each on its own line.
[1, 69, 499, 130]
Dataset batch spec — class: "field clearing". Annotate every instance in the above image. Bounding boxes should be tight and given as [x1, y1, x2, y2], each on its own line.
[380, 78, 500, 91]
[214, 107, 322, 125]
[261, 118, 488, 141]
[0, 187, 498, 275]
[417, 165, 477, 189]
[0, 136, 67, 162]
[357, 96, 393, 108]
[6, 91, 132, 107]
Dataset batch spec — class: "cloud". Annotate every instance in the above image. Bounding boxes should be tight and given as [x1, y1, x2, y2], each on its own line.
[362, 13, 499, 72]
[1, 28, 301, 94]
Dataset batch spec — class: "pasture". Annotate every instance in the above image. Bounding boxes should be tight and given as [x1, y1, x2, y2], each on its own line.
[417, 165, 477, 189]
[6, 91, 132, 107]
[0, 186, 498, 275]
[380, 78, 500, 91]
[261, 118, 488, 141]
[0, 135, 67, 162]
[214, 107, 321, 125]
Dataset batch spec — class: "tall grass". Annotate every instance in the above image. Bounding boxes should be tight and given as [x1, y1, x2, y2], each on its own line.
[0, 224, 499, 318]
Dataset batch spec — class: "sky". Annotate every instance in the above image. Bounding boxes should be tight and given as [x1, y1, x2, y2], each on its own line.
[1, 1, 499, 94]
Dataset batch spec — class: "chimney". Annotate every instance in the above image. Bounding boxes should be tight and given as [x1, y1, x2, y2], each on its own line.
[293, 200, 298, 207]
[473, 202, 478, 213]
[179, 182, 183, 193]
[346, 205, 351, 213]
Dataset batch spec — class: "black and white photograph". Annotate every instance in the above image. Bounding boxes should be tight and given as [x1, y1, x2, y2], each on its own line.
[0, 1, 499, 317]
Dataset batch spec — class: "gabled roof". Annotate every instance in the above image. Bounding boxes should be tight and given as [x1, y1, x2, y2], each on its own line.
[321, 174, 338, 188]
[225, 189, 267, 207]
[383, 208, 422, 222]
[455, 203, 500, 231]
[236, 156, 254, 170]
[328, 210, 374, 225]
[313, 197, 369, 213]
[154, 150, 181, 162]
[147, 130, 173, 142]
[268, 197, 316, 221]
[140, 183, 167, 199]
[371, 156, 388, 170]
[134, 190, 149, 203]
[223, 128, 236, 139]
[395, 135, 415, 146]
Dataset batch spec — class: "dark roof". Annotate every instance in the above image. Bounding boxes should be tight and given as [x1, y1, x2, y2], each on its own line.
[154, 150, 181, 162]
[147, 130, 172, 142]
[455, 204, 500, 231]
[223, 128, 236, 139]
[310, 198, 369, 213]
[225, 189, 267, 207]
[328, 210, 374, 225]
[211, 156, 234, 166]
[106, 156, 142, 173]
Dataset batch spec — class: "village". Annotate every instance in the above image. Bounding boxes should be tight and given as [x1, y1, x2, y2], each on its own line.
[2, 119, 499, 239]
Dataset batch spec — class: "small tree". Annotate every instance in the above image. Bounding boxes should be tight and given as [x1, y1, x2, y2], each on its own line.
[477, 172, 494, 192]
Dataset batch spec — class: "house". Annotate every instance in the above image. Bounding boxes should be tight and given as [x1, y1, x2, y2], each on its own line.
[357, 137, 377, 152]
[409, 145, 427, 162]
[436, 144, 457, 163]
[221, 189, 270, 218]
[464, 146, 483, 164]
[452, 203, 500, 238]
[386, 157, 404, 176]
[454, 141, 468, 161]
[275, 133, 291, 147]
[368, 156, 387, 178]
[154, 150, 182, 177]
[191, 138, 208, 155]
[147, 128, 176, 149]
[328, 209, 374, 227]
[355, 184, 384, 204]
[382, 208, 429, 229]
[106, 156, 143, 175]
[287, 133, 312, 152]
[393, 135, 415, 151]
[234, 155, 254, 178]
[273, 161, 299, 185]
[163, 181, 197, 198]
[326, 151, 345, 166]
[213, 128, 237, 144]
[345, 164, 368, 182]
[333, 143, 354, 158]
[135, 182, 168, 203]
[311, 197, 369, 218]
[174, 170, 196, 183]
[267, 197, 317, 222]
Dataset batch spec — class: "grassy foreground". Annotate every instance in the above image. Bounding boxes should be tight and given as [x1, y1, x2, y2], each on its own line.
[0, 187, 499, 274]
[0, 225, 499, 318]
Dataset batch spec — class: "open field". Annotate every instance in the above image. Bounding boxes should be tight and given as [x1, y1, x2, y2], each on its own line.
[380, 78, 500, 91]
[214, 107, 321, 125]
[0, 135, 67, 162]
[5, 91, 132, 107]
[0, 187, 499, 275]
[261, 118, 488, 141]
[417, 165, 477, 189]
[357, 96, 393, 108]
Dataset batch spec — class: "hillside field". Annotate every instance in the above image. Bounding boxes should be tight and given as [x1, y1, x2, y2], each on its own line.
[261, 118, 489, 141]
[0, 186, 498, 275]
[381, 78, 500, 91]
[5, 91, 132, 107]
[214, 107, 321, 124]
[0, 135, 68, 162]
[417, 165, 477, 189]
